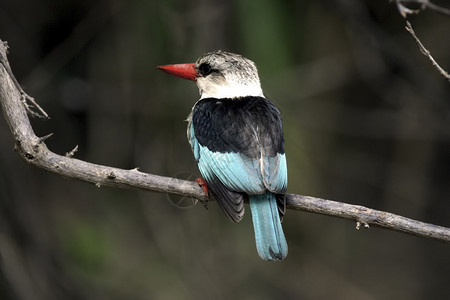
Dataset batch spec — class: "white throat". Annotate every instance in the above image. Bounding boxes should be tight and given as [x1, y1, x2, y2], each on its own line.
[197, 78, 264, 99]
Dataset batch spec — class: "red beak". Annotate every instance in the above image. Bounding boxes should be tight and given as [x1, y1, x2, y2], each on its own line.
[157, 63, 197, 81]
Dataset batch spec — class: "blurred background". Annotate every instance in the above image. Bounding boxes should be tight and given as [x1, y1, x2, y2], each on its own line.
[1, 0, 450, 299]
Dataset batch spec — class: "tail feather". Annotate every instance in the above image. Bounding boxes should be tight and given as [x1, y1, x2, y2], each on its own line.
[249, 192, 288, 261]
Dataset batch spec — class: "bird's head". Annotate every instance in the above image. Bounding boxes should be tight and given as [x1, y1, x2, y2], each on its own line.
[158, 50, 264, 99]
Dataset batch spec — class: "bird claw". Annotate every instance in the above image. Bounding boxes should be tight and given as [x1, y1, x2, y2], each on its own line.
[195, 177, 209, 209]
[195, 177, 209, 196]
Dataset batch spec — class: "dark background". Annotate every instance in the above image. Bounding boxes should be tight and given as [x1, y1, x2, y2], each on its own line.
[1, 0, 450, 299]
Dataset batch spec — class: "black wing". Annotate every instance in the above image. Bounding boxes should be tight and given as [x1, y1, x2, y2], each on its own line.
[192, 96, 286, 222]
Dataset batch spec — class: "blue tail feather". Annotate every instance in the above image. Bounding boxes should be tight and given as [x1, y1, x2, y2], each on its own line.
[249, 192, 288, 261]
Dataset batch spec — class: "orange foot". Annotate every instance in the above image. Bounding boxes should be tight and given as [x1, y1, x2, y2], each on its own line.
[195, 177, 209, 196]
[195, 177, 209, 209]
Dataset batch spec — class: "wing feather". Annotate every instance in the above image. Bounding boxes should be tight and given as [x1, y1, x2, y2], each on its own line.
[190, 96, 287, 222]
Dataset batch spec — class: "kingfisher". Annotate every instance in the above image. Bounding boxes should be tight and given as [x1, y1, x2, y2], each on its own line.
[158, 50, 288, 261]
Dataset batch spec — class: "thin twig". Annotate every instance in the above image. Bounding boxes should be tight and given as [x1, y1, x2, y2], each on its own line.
[394, 0, 450, 17]
[426, 1, 450, 16]
[1, 39, 449, 243]
[20, 93, 50, 119]
[65, 145, 79, 157]
[405, 21, 450, 82]
[0, 41, 49, 119]
[395, 0, 421, 17]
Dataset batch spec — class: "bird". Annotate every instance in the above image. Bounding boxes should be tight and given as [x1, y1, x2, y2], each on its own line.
[158, 50, 288, 261]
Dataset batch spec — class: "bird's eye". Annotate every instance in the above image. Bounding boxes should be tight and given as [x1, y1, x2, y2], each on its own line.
[198, 63, 213, 76]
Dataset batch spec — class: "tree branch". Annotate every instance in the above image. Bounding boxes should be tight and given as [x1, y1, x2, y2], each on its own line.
[391, 1, 450, 83]
[394, 0, 450, 17]
[404, 21, 450, 83]
[0, 42, 49, 119]
[1, 39, 449, 243]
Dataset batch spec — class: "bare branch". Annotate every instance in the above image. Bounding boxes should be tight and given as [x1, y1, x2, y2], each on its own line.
[391, 1, 450, 83]
[425, 1, 450, 16]
[1, 39, 449, 243]
[287, 194, 450, 242]
[0, 42, 49, 119]
[405, 21, 450, 83]
[394, 0, 450, 17]
[395, 0, 421, 18]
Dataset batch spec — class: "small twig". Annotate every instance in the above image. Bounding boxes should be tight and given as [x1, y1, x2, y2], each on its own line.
[395, 0, 421, 17]
[0, 42, 49, 119]
[20, 93, 50, 119]
[37, 133, 54, 144]
[65, 145, 79, 157]
[394, 0, 450, 17]
[405, 21, 450, 83]
[426, 1, 450, 16]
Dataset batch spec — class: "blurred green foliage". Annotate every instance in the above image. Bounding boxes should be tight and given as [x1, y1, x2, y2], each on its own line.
[59, 221, 109, 273]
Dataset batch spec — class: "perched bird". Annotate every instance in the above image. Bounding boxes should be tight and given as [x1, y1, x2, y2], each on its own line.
[158, 50, 288, 261]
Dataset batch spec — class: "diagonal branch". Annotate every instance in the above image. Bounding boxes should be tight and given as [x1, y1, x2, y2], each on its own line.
[391, 1, 450, 83]
[1, 39, 449, 243]
[0, 42, 49, 119]
[404, 21, 450, 83]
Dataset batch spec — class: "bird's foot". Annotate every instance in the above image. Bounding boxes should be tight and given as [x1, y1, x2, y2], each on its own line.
[195, 177, 209, 209]
[195, 177, 209, 195]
